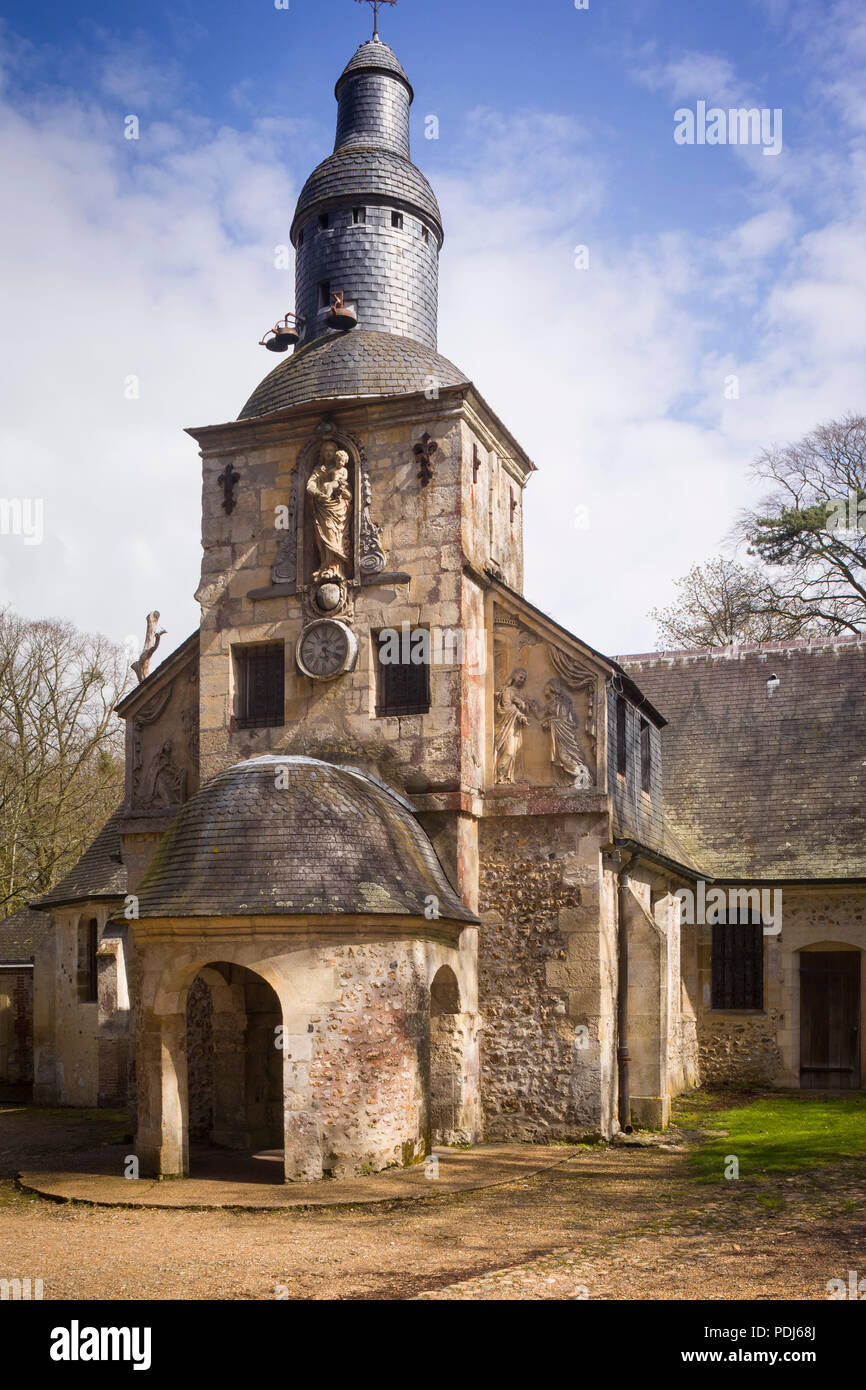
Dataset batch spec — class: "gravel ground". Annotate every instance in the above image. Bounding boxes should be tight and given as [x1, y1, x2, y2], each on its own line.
[0, 1106, 863, 1301]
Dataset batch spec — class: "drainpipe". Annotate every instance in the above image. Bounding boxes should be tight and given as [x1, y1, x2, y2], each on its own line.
[613, 854, 633, 1134]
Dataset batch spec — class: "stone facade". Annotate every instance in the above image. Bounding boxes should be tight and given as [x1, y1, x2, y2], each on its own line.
[20, 31, 865, 1186]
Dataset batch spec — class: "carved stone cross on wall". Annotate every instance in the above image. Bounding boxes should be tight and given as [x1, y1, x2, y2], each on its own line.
[414, 432, 439, 487]
[217, 462, 240, 514]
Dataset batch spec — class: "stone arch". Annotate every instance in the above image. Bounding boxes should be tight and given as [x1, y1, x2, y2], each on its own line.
[185, 963, 283, 1161]
[136, 951, 288, 1181]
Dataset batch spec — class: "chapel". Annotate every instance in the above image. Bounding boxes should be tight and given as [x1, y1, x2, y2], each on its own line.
[2, 26, 864, 1178]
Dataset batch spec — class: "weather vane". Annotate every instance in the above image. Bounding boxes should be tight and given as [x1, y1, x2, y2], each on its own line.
[355, 0, 397, 41]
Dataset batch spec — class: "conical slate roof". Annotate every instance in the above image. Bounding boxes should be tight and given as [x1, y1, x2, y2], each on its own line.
[239, 328, 468, 419]
[131, 755, 478, 922]
[336, 37, 412, 95]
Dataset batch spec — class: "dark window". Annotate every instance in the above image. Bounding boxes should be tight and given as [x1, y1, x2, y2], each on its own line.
[375, 629, 430, 716]
[391, 210, 403, 229]
[235, 643, 285, 729]
[616, 696, 627, 776]
[318, 213, 329, 231]
[712, 916, 763, 1010]
[352, 207, 365, 224]
[640, 717, 651, 793]
[297, 228, 304, 247]
[421, 225, 429, 243]
[317, 279, 331, 310]
[80, 918, 98, 1003]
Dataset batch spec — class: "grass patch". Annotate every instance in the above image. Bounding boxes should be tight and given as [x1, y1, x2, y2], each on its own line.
[673, 1089, 866, 1183]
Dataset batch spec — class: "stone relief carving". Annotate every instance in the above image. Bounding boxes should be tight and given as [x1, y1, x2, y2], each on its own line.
[493, 667, 531, 783]
[138, 739, 187, 810]
[359, 460, 387, 574]
[271, 470, 298, 586]
[549, 646, 597, 758]
[492, 649, 597, 788]
[539, 679, 593, 788]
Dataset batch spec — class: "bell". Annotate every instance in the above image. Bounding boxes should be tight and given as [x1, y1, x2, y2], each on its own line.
[326, 291, 358, 332]
[260, 314, 301, 352]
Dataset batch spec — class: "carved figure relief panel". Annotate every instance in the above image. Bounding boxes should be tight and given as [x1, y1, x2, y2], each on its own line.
[492, 612, 598, 789]
[128, 661, 199, 814]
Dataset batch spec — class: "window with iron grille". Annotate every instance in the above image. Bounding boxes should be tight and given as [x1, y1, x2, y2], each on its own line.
[375, 630, 430, 716]
[711, 915, 763, 1009]
[616, 695, 627, 776]
[640, 717, 651, 793]
[235, 643, 285, 729]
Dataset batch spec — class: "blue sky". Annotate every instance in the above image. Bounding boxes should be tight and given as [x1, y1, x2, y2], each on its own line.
[0, 0, 863, 658]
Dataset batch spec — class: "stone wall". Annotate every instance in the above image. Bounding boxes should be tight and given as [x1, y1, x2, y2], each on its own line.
[477, 810, 615, 1140]
[133, 922, 480, 1180]
[694, 887, 866, 1087]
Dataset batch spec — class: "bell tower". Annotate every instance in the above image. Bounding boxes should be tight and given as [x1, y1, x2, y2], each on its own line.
[188, 26, 534, 874]
[291, 36, 442, 349]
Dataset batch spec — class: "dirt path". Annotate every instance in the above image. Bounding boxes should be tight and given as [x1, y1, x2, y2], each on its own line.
[0, 1107, 863, 1300]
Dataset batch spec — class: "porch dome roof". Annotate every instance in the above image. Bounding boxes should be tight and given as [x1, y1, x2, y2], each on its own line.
[130, 755, 477, 922]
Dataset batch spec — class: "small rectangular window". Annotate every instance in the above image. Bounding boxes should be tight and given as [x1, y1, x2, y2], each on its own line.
[297, 228, 304, 247]
[640, 717, 651, 794]
[421, 225, 429, 243]
[79, 918, 98, 1003]
[391, 210, 403, 229]
[352, 207, 366, 224]
[317, 279, 331, 310]
[318, 213, 329, 231]
[235, 643, 285, 729]
[616, 696, 627, 777]
[711, 917, 763, 1010]
[375, 630, 430, 716]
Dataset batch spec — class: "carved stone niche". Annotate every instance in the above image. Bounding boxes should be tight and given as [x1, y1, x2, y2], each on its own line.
[271, 419, 386, 619]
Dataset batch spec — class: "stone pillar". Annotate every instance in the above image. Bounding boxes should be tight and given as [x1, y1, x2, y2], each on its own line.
[282, 1026, 322, 1181]
[135, 1011, 188, 1177]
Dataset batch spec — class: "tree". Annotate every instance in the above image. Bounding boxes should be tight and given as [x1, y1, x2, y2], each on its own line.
[738, 413, 866, 635]
[650, 557, 824, 649]
[652, 415, 866, 649]
[0, 610, 128, 917]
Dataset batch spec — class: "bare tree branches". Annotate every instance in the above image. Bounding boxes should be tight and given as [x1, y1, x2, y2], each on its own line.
[652, 415, 866, 648]
[0, 609, 128, 916]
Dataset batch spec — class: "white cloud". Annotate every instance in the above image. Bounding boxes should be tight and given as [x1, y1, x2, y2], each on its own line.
[0, 25, 863, 663]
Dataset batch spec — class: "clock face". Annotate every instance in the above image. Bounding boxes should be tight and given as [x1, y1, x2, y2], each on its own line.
[296, 620, 355, 680]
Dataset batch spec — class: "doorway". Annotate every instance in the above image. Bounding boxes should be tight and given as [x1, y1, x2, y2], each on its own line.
[800, 951, 861, 1089]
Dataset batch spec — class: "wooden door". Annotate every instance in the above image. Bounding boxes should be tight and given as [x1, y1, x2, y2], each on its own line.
[800, 951, 861, 1089]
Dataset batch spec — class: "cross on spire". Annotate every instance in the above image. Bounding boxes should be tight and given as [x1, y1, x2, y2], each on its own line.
[355, 0, 397, 40]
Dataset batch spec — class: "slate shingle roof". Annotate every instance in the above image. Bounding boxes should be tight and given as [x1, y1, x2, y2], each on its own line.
[238, 328, 468, 420]
[131, 755, 478, 922]
[619, 636, 866, 880]
[336, 38, 411, 93]
[291, 145, 442, 241]
[0, 907, 51, 963]
[35, 808, 127, 909]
